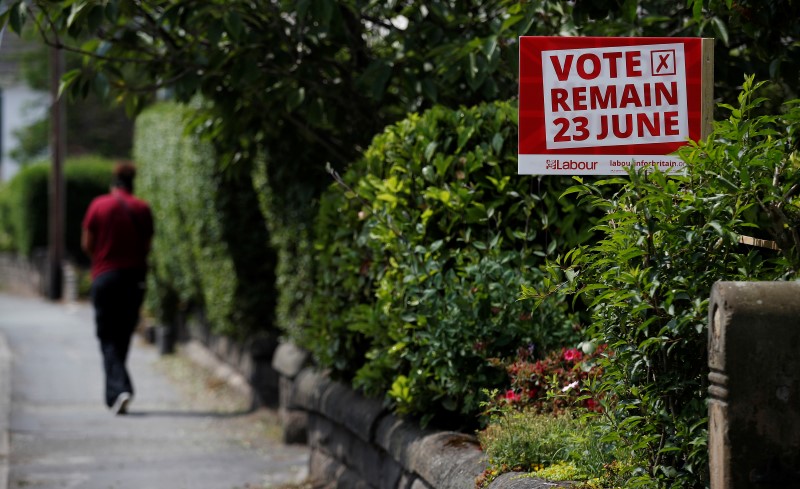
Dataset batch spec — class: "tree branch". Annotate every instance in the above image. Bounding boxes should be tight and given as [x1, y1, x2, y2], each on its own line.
[284, 112, 351, 166]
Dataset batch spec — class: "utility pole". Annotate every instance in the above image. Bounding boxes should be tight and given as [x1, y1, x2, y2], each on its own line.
[47, 45, 65, 300]
[0, 27, 5, 182]
[0, 89, 4, 182]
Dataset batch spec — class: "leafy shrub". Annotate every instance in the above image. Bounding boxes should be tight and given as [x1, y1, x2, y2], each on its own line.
[0, 183, 15, 252]
[251, 156, 318, 343]
[526, 77, 800, 488]
[135, 101, 276, 338]
[0, 156, 112, 261]
[134, 103, 201, 322]
[308, 100, 598, 425]
[10, 118, 49, 164]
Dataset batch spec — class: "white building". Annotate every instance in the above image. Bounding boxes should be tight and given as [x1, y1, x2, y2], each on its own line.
[0, 30, 49, 183]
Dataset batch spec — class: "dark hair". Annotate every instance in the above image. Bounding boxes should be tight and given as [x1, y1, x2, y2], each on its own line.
[112, 162, 136, 191]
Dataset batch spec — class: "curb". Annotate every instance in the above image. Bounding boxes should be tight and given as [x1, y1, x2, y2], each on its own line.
[0, 332, 10, 489]
[180, 340, 255, 406]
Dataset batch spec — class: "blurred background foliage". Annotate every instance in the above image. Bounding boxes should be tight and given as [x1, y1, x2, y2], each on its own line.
[1, 2, 800, 487]
[2, 0, 798, 340]
[0, 155, 113, 262]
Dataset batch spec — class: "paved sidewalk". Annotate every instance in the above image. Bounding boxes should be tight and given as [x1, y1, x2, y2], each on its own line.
[0, 292, 308, 489]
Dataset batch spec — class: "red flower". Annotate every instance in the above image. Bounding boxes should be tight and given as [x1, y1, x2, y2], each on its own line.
[563, 348, 583, 363]
[585, 398, 602, 412]
[503, 389, 521, 403]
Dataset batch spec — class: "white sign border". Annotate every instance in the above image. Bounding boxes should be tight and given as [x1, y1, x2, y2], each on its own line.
[540, 42, 689, 150]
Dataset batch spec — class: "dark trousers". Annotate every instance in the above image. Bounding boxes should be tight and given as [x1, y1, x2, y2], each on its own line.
[91, 268, 146, 407]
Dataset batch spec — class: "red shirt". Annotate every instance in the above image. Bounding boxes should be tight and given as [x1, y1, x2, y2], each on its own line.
[82, 189, 154, 279]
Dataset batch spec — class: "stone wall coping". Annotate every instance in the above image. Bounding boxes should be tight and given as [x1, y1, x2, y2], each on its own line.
[317, 380, 385, 443]
[375, 414, 433, 466]
[272, 342, 310, 378]
[292, 367, 333, 412]
[297, 365, 573, 489]
[406, 431, 486, 489]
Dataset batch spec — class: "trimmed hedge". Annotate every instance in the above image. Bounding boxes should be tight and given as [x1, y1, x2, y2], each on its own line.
[252, 158, 318, 344]
[65, 156, 117, 265]
[5, 163, 48, 257]
[306, 101, 598, 426]
[134, 101, 277, 338]
[0, 184, 12, 252]
[0, 155, 113, 263]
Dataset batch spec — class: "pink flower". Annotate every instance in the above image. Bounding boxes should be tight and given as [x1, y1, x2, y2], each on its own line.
[563, 348, 583, 362]
[503, 389, 521, 403]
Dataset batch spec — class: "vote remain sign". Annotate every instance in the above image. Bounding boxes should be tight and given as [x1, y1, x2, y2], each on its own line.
[519, 37, 710, 175]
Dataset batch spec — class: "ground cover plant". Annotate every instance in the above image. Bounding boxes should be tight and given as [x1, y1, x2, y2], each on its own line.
[476, 344, 616, 487]
[478, 78, 800, 488]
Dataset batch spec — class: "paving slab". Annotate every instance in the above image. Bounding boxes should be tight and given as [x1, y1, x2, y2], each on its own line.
[0, 292, 309, 489]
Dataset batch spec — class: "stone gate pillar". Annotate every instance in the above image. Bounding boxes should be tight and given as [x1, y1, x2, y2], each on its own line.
[709, 281, 800, 488]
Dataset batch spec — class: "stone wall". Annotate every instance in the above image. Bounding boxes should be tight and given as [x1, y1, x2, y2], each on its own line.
[171, 308, 281, 408]
[0, 251, 46, 296]
[0, 251, 82, 302]
[272, 343, 574, 489]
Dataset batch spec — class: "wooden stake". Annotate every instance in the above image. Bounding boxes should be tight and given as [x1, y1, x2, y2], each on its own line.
[701, 38, 715, 140]
[738, 235, 780, 251]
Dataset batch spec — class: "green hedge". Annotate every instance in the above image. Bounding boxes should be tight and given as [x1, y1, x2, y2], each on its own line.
[251, 158, 318, 344]
[0, 182, 14, 252]
[4, 163, 48, 257]
[65, 156, 117, 265]
[134, 101, 276, 338]
[306, 100, 598, 425]
[0, 156, 113, 262]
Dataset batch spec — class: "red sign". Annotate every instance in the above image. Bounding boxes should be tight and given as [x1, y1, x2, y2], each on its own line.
[518, 37, 705, 175]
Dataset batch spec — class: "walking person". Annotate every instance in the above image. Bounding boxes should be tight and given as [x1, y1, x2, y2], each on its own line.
[81, 162, 154, 415]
